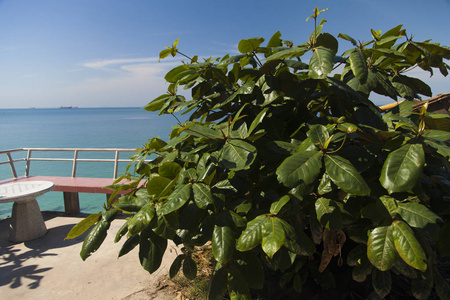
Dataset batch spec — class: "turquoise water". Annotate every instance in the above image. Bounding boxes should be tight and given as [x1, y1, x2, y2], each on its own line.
[0, 107, 179, 219]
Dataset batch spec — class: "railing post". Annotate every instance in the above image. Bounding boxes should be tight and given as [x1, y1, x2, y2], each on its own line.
[72, 150, 79, 177]
[113, 150, 119, 179]
[25, 149, 32, 177]
[6, 152, 18, 178]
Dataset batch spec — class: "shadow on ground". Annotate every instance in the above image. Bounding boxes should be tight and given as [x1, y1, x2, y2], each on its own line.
[0, 211, 88, 290]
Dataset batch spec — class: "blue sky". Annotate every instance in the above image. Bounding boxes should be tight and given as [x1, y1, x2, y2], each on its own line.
[0, 0, 449, 108]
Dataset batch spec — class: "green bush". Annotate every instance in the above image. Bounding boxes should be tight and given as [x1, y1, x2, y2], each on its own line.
[68, 8, 450, 299]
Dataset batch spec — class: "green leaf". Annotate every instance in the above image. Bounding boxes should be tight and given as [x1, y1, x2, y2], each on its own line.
[379, 195, 398, 217]
[80, 218, 110, 260]
[158, 162, 182, 178]
[219, 139, 257, 171]
[118, 234, 140, 257]
[270, 195, 290, 215]
[235, 252, 265, 289]
[128, 203, 155, 235]
[372, 268, 392, 298]
[238, 37, 265, 53]
[186, 124, 224, 139]
[192, 182, 214, 209]
[147, 175, 172, 197]
[367, 226, 396, 271]
[261, 217, 285, 258]
[411, 268, 433, 300]
[315, 197, 342, 230]
[139, 226, 168, 274]
[65, 212, 101, 240]
[169, 254, 184, 279]
[391, 220, 427, 272]
[154, 212, 179, 239]
[276, 150, 323, 188]
[338, 33, 358, 46]
[144, 94, 171, 112]
[267, 31, 282, 48]
[324, 154, 370, 196]
[380, 143, 425, 194]
[212, 225, 235, 264]
[349, 49, 368, 84]
[209, 266, 228, 300]
[183, 255, 197, 280]
[266, 46, 309, 61]
[307, 124, 330, 148]
[247, 108, 268, 137]
[316, 33, 339, 54]
[309, 46, 335, 79]
[236, 215, 267, 251]
[227, 267, 252, 300]
[397, 202, 441, 229]
[434, 266, 450, 300]
[158, 183, 192, 215]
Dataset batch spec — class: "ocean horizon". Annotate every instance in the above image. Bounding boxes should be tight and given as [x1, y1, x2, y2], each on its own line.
[0, 107, 180, 219]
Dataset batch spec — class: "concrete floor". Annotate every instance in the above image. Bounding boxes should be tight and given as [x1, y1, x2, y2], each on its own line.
[0, 211, 180, 300]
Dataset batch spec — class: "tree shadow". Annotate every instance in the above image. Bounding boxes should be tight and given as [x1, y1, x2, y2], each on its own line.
[0, 212, 89, 290]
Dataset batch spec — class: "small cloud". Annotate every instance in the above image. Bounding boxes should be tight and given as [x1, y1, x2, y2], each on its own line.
[82, 57, 159, 69]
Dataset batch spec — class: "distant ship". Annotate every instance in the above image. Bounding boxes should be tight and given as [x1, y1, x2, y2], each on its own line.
[59, 106, 78, 109]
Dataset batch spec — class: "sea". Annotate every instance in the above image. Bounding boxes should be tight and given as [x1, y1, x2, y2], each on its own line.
[0, 107, 180, 219]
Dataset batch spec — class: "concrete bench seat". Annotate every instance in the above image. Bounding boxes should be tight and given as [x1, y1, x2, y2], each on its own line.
[0, 176, 130, 214]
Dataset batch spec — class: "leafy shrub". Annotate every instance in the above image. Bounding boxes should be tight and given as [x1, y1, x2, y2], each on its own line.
[68, 7, 450, 299]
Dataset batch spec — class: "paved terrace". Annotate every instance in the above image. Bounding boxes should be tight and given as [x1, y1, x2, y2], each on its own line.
[0, 212, 180, 299]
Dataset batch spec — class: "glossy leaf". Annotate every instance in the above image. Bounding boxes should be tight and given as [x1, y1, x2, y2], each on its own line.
[270, 195, 290, 215]
[324, 154, 370, 196]
[80, 219, 110, 260]
[276, 150, 323, 188]
[397, 202, 441, 229]
[209, 266, 228, 300]
[169, 254, 184, 279]
[65, 212, 101, 240]
[307, 124, 329, 148]
[192, 182, 214, 209]
[227, 267, 252, 300]
[247, 108, 268, 137]
[309, 46, 335, 79]
[315, 197, 342, 230]
[261, 217, 285, 258]
[147, 175, 172, 197]
[238, 37, 265, 54]
[158, 162, 182, 178]
[128, 203, 155, 235]
[338, 33, 358, 46]
[349, 49, 368, 84]
[219, 139, 257, 171]
[139, 226, 168, 274]
[118, 234, 140, 257]
[236, 215, 267, 251]
[372, 269, 392, 298]
[379, 195, 398, 217]
[158, 183, 192, 215]
[183, 255, 197, 280]
[367, 226, 396, 271]
[391, 220, 427, 272]
[380, 143, 425, 194]
[212, 225, 235, 264]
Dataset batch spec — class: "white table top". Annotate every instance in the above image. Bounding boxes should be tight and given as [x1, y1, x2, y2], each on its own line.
[0, 181, 55, 203]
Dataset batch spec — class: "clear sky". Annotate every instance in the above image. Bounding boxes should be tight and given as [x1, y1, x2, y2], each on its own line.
[0, 0, 449, 108]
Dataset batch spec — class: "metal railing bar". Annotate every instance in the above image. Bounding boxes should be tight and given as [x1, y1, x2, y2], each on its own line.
[1, 147, 151, 179]
[6, 152, 17, 178]
[72, 150, 79, 177]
